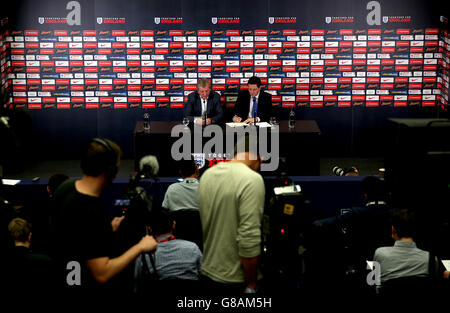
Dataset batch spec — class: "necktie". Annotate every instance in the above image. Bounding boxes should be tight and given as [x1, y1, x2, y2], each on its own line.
[252, 97, 257, 118]
[202, 99, 207, 119]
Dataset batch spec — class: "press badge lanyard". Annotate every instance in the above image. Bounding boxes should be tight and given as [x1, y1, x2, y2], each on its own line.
[157, 235, 176, 243]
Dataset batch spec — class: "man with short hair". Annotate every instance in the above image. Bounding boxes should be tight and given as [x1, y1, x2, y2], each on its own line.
[134, 208, 202, 288]
[6, 218, 53, 293]
[184, 78, 224, 125]
[52, 138, 157, 294]
[374, 209, 431, 283]
[162, 157, 199, 212]
[199, 135, 265, 294]
[162, 157, 202, 249]
[47, 173, 69, 197]
[26, 173, 69, 254]
[233, 76, 272, 123]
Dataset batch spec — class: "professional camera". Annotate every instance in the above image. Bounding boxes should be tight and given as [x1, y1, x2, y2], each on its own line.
[114, 155, 160, 250]
[261, 161, 313, 291]
[332, 166, 359, 176]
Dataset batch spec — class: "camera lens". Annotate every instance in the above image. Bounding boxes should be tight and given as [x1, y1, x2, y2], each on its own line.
[332, 166, 345, 176]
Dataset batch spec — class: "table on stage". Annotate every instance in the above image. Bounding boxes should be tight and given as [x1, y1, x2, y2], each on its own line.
[134, 120, 321, 176]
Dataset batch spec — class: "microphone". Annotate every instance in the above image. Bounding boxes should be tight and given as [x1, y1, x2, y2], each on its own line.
[139, 155, 159, 178]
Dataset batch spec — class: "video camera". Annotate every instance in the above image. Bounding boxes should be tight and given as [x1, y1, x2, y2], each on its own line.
[262, 162, 313, 289]
[114, 155, 160, 249]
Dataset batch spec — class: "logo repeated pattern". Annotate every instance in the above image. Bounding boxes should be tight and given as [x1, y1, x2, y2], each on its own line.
[1, 27, 448, 109]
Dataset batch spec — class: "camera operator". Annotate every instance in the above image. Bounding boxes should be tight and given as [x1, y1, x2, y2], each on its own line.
[312, 176, 392, 259]
[308, 176, 393, 291]
[51, 138, 157, 297]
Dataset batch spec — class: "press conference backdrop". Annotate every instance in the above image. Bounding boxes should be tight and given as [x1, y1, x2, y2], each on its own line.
[1, 0, 449, 158]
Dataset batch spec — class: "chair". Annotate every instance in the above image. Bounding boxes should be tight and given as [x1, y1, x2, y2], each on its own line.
[377, 276, 438, 305]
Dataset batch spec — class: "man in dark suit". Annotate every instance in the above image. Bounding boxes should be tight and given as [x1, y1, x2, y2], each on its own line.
[233, 76, 272, 123]
[184, 78, 224, 125]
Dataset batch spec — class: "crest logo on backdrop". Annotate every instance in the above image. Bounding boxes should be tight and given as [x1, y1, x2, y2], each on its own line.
[192, 153, 206, 169]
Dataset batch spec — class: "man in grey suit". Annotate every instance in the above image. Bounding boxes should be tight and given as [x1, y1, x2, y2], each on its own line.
[184, 78, 224, 125]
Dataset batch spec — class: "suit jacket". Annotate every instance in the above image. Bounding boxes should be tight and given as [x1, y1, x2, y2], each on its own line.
[234, 89, 272, 122]
[184, 91, 224, 124]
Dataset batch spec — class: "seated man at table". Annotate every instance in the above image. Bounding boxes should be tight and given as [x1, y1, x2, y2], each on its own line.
[184, 78, 224, 126]
[232, 76, 272, 124]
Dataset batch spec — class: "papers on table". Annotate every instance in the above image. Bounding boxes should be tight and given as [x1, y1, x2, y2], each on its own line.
[366, 261, 375, 269]
[255, 122, 272, 128]
[442, 260, 450, 271]
[2, 179, 20, 185]
[226, 122, 248, 127]
[226, 122, 274, 128]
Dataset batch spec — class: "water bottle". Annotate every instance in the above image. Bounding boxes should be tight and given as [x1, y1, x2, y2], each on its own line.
[289, 108, 295, 129]
[143, 110, 150, 133]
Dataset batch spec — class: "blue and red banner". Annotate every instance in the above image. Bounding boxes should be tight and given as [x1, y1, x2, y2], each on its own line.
[1, 0, 449, 110]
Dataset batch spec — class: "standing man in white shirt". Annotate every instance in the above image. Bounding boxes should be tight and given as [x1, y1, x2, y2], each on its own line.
[199, 135, 265, 294]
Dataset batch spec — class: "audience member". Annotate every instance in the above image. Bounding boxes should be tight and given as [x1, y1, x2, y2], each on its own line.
[199, 134, 264, 294]
[48, 173, 70, 196]
[134, 208, 202, 292]
[51, 138, 157, 296]
[162, 157, 203, 249]
[371, 208, 450, 305]
[5, 218, 53, 294]
[374, 208, 435, 283]
[162, 157, 199, 212]
[28, 173, 69, 254]
[305, 176, 393, 296]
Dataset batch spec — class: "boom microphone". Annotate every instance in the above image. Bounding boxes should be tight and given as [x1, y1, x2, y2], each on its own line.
[139, 155, 159, 177]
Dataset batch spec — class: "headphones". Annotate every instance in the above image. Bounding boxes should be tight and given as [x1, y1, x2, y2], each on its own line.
[81, 138, 118, 178]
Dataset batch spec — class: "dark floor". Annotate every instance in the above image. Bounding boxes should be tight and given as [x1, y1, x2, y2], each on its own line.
[1, 156, 384, 180]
